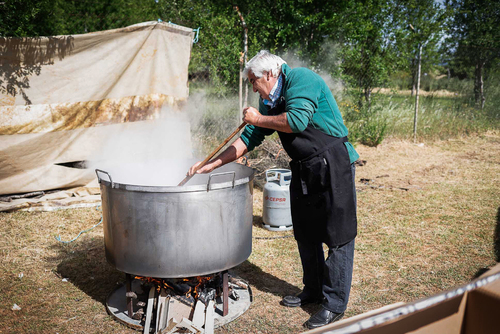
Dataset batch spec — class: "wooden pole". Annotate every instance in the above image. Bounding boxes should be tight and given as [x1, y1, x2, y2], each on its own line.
[234, 6, 248, 111]
[413, 43, 422, 143]
[242, 15, 248, 109]
[239, 55, 243, 115]
[178, 122, 246, 186]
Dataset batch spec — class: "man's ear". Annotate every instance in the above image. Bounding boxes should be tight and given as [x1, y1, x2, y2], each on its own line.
[266, 71, 271, 81]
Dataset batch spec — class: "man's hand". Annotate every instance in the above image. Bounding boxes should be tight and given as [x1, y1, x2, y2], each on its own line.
[243, 107, 261, 126]
[242, 107, 293, 133]
[188, 160, 219, 176]
[187, 138, 249, 177]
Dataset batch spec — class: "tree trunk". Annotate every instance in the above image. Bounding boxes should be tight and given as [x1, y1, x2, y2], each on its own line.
[243, 25, 248, 108]
[364, 87, 372, 110]
[474, 63, 480, 107]
[358, 46, 365, 109]
[474, 61, 485, 109]
[358, 74, 364, 109]
[234, 6, 249, 114]
[411, 57, 416, 97]
[239, 55, 243, 116]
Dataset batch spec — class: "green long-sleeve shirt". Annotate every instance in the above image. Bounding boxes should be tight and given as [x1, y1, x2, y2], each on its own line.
[240, 64, 359, 164]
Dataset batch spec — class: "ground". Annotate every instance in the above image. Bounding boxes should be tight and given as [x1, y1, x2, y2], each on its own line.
[0, 133, 499, 333]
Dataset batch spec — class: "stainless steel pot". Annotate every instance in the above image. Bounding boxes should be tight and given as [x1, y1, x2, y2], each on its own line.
[96, 161, 254, 278]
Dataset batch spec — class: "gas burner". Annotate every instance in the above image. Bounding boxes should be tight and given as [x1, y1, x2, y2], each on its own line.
[106, 271, 252, 333]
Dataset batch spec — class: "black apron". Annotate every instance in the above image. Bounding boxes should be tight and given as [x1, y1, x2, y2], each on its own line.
[269, 97, 357, 247]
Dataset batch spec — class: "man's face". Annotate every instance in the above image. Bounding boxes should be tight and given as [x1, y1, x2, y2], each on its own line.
[248, 71, 277, 100]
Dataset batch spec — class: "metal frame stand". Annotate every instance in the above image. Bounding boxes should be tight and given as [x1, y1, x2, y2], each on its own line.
[222, 270, 229, 316]
[125, 273, 134, 317]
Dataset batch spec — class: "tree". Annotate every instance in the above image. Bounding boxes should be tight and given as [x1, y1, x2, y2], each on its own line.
[331, 0, 400, 108]
[0, 0, 56, 37]
[155, 1, 242, 94]
[445, 0, 500, 109]
[0, 0, 158, 37]
[392, 0, 446, 95]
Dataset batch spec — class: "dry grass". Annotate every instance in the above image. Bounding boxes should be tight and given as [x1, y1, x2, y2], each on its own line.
[375, 87, 460, 97]
[1, 133, 499, 333]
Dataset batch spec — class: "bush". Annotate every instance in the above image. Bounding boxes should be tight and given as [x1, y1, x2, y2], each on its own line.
[340, 99, 388, 147]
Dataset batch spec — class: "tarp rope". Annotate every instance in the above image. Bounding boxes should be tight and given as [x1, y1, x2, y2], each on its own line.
[55, 205, 103, 244]
[192, 27, 200, 43]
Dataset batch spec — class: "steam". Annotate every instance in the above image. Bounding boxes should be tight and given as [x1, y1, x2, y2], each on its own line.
[90, 96, 208, 187]
[280, 43, 345, 100]
[183, 91, 208, 131]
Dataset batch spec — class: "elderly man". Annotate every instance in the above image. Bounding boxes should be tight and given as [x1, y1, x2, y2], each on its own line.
[189, 50, 358, 329]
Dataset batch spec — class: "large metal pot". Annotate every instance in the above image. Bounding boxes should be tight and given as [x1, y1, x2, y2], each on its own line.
[96, 161, 254, 278]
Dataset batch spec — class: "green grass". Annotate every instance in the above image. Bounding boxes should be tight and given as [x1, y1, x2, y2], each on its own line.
[191, 80, 499, 156]
[342, 93, 499, 145]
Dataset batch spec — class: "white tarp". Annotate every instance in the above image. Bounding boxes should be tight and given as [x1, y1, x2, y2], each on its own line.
[0, 22, 195, 197]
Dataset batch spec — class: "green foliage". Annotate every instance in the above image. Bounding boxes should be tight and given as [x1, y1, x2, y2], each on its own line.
[0, 0, 158, 37]
[444, 0, 500, 107]
[482, 63, 500, 121]
[49, 0, 156, 35]
[0, 0, 56, 37]
[156, 1, 242, 95]
[391, 0, 448, 91]
[341, 96, 388, 147]
[335, 0, 400, 107]
[1, 0, 498, 145]
[445, 0, 500, 70]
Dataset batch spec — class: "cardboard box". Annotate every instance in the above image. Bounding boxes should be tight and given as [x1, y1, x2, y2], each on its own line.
[305, 263, 500, 334]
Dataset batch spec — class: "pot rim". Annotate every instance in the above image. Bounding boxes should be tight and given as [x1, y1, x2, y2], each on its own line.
[95, 162, 254, 193]
[98, 176, 253, 193]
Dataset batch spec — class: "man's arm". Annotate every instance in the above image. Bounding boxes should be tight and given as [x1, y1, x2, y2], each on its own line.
[188, 137, 248, 175]
[243, 107, 293, 133]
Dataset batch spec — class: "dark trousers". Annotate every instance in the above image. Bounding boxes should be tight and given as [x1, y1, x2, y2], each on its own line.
[297, 238, 355, 313]
[296, 163, 356, 313]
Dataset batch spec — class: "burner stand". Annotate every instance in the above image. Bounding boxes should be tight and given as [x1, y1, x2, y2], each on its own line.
[106, 273, 252, 331]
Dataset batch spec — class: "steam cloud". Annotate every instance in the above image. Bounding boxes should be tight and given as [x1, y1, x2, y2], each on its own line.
[281, 43, 345, 100]
[91, 93, 208, 187]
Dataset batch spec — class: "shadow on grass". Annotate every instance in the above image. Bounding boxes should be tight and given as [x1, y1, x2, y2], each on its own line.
[248, 216, 318, 314]
[48, 236, 124, 305]
[473, 206, 500, 279]
[233, 260, 318, 315]
[237, 213, 319, 317]
[234, 259, 301, 298]
[253, 214, 264, 228]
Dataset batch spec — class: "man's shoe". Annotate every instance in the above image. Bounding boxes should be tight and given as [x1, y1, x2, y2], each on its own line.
[305, 307, 344, 329]
[282, 291, 322, 307]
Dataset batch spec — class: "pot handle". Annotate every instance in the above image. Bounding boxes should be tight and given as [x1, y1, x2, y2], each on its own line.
[95, 169, 114, 187]
[207, 171, 236, 192]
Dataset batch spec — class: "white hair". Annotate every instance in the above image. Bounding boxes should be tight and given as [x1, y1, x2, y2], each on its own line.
[244, 50, 286, 78]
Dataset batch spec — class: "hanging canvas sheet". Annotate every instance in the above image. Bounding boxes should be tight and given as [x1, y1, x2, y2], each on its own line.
[0, 21, 195, 196]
